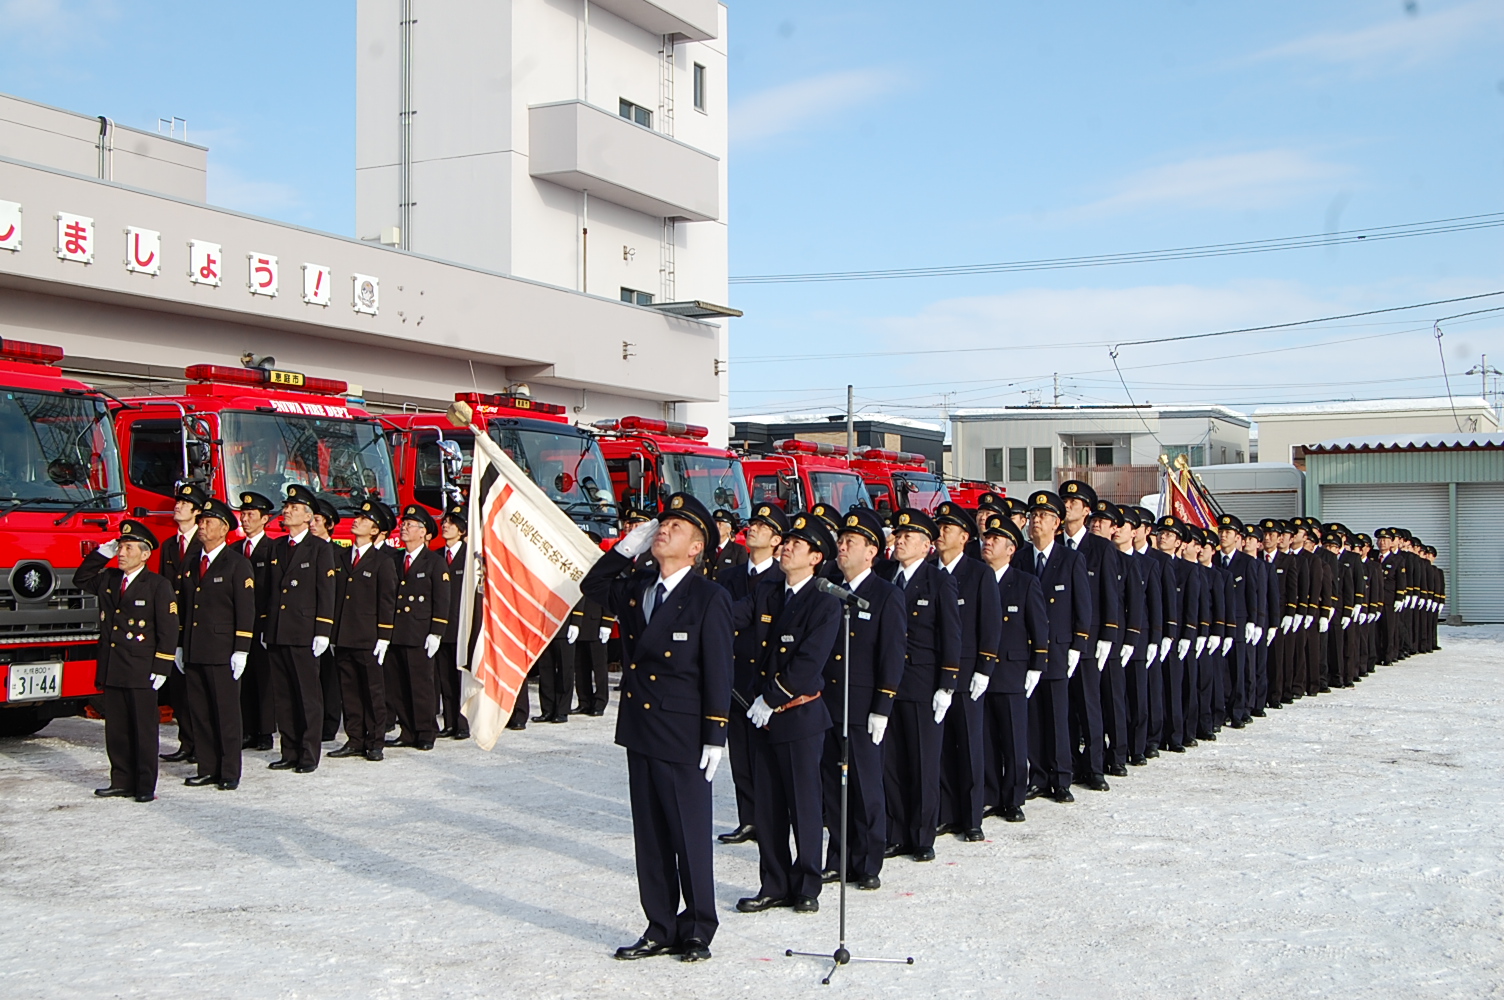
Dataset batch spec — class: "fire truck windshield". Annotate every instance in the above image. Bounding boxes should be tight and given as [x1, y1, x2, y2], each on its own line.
[808, 470, 871, 512]
[660, 453, 750, 521]
[221, 411, 397, 516]
[896, 472, 948, 511]
[487, 421, 617, 530]
[0, 390, 123, 510]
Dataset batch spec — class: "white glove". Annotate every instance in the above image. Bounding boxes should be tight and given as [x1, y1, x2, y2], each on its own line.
[424, 634, 441, 658]
[151, 672, 167, 691]
[1146, 643, 1159, 666]
[598, 626, 611, 644]
[614, 518, 660, 559]
[1340, 616, 1350, 629]
[868, 713, 889, 745]
[1266, 627, 1276, 646]
[932, 687, 954, 723]
[1252, 626, 1263, 645]
[1066, 648, 1080, 677]
[969, 671, 989, 701]
[174, 647, 184, 673]
[1281, 615, 1293, 633]
[312, 635, 330, 658]
[374, 638, 389, 665]
[1352, 604, 1363, 619]
[1194, 636, 1206, 656]
[1024, 670, 1042, 698]
[566, 624, 579, 644]
[747, 694, 774, 729]
[1094, 640, 1112, 665]
[1220, 636, 1233, 656]
[1394, 600, 1403, 612]
[1244, 622, 1256, 644]
[230, 651, 248, 680]
[98, 539, 119, 559]
[1303, 615, 1314, 630]
[699, 744, 722, 782]
[1177, 638, 1191, 659]
[1159, 637, 1172, 661]
[1118, 644, 1132, 667]
[1318, 616, 1330, 633]
[260, 634, 268, 649]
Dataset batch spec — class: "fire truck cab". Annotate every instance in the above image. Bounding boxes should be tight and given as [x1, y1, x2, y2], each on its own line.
[0, 339, 126, 736]
[593, 416, 751, 526]
[740, 439, 872, 515]
[943, 479, 1003, 511]
[849, 447, 949, 516]
[386, 390, 619, 539]
[117, 363, 399, 545]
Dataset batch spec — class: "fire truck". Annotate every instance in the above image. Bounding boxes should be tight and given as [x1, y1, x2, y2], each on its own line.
[592, 416, 750, 525]
[385, 390, 619, 539]
[849, 447, 949, 516]
[739, 439, 872, 515]
[116, 363, 399, 545]
[0, 339, 127, 736]
[945, 479, 1004, 510]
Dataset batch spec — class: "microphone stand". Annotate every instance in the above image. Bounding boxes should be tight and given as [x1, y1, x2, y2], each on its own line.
[786, 585, 914, 984]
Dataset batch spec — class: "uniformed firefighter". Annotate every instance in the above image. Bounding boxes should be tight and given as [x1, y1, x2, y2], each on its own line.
[235, 491, 277, 751]
[385, 505, 451, 750]
[329, 500, 398, 761]
[159, 481, 207, 765]
[264, 484, 336, 773]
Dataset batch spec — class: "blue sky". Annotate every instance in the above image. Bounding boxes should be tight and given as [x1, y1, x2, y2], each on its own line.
[3, 0, 1501, 426]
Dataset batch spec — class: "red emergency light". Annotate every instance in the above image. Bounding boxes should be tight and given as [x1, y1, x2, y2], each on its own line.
[455, 391, 567, 416]
[0, 338, 66, 365]
[600, 415, 710, 440]
[860, 448, 928, 465]
[775, 438, 848, 457]
[185, 364, 349, 396]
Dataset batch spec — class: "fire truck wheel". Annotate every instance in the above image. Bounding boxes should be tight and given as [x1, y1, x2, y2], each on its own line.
[0, 707, 48, 738]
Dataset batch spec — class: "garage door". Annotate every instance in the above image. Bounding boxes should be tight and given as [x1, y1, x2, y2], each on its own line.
[1456, 483, 1504, 623]
[1318, 483, 1451, 575]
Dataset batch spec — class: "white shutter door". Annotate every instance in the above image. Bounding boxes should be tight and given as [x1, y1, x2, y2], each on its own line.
[1456, 484, 1504, 623]
[1319, 483, 1450, 572]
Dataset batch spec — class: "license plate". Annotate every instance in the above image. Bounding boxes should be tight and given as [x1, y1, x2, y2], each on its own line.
[8, 662, 61, 702]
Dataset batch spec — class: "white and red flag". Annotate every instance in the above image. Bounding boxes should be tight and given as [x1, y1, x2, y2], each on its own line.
[453, 403, 601, 750]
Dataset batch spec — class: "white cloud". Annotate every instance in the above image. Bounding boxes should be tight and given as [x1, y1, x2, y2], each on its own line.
[208, 165, 301, 219]
[731, 68, 900, 144]
[1253, 0, 1504, 70]
[1066, 150, 1352, 219]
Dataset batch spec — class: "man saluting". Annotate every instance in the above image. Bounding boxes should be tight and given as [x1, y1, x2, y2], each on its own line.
[581, 492, 733, 964]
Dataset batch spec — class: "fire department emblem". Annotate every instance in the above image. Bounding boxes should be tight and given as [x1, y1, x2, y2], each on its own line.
[9, 561, 55, 602]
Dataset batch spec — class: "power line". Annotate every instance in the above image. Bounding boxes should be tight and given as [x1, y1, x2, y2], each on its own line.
[729, 211, 1504, 285]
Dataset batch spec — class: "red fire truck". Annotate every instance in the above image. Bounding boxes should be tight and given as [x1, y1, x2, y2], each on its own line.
[739, 439, 872, 515]
[944, 479, 1004, 510]
[849, 447, 949, 516]
[116, 363, 399, 545]
[0, 339, 127, 736]
[592, 416, 750, 524]
[385, 390, 619, 539]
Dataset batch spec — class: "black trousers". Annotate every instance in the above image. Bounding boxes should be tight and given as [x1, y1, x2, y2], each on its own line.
[319, 650, 342, 740]
[185, 662, 241, 783]
[1028, 676, 1072, 790]
[1068, 656, 1105, 777]
[164, 666, 194, 755]
[1125, 655, 1150, 758]
[884, 698, 944, 850]
[754, 732, 826, 900]
[389, 644, 439, 744]
[435, 641, 468, 735]
[985, 691, 1029, 811]
[508, 670, 532, 727]
[1144, 650, 1164, 751]
[725, 709, 760, 829]
[823, 721, 886, 879]
[1194, 647, 1215, 736]
[536, 637, 572, 720]
[1160, 647, 1186, 747]
[938, 671, 986, 830]
[1251, 636, 1270, 714]
[336, 646, 386, 753]
[270, 644, 323, 768]
[104, 685, 159, 795]
[626, 749, 718, 946]
[573, 640, 609, 714]
[239, 641, 274, 738]
[1183, 645, 1201, 733]
[1100, 654, 1128, 768]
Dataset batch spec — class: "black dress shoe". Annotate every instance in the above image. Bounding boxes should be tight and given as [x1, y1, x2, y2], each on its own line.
[736, 894, 792, 913]
[911, 847, 936, 862]
[1166, 743, 1186, 753]
[1128, 754, 1148, 767]
[1083, 774, 1111, 792]
[268, 759, 298, 770]
[159, 749, 192, 762]
[437, 727, 456, 738]
[882, 843, 909, 859]
[364, 748, 384, 761]
[253, 737, 275, 751]
[184, 774, 218, 787]
[792, 895, 819, 913]
[935, 822, 960, 836]
[321, 732, 339, 743]
[820, 868, 840, 884]
[546, 715, 566, 723]
[1025, 785, 1046, 800]
[328, 744, 364, 758]
[414, 741, 435, 751]
[134, 793, 155, 803]
[530, 715, 551, 723]
[453, 730, 470, 740]
[856, 875, 882, 890]
[999, 806, 1025, 823]
[1049, 787, 1075, 803]
[295, 764, 318, 774]
[677, 937, 712, 962]
[217, 780, 239, 791]
[717, 824, 757, 845]
[1106, 763, 1128, 777]
[94, 786, 132, 798]
[1199, 732, 1217, 742]
[1183, 738, 1198, 748]
[1145, 747, 1160, 758]
[1251, 709, 1267, 718]
[504, 721, 527, 731]
[963, 828, 985, 842]
[614, 936, 673, 961]
[587, 710, 605, 717]
[981, 804, 999, 819]
[241, 736, 257, 750]
[1229, 719, 1246, 729]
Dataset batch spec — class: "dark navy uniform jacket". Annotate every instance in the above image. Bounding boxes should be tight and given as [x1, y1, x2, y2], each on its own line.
[725, 561, 784, 705]
[1135, 548, 1165, 652]
[1146, 547, 1179, 644]
[334, 544, 397, 650]
[1023, 543, 1092, 680]
[583, 549, 733, 765]
[75, 550, 179, 688]
[1074, 532, 1123, 653]
[392, 546, 451, 645]
[937, 552, 1002, 684]
[1218, 550, 1255, 629]
[239, 533, 274, 641]
[752, 580, 840, 743]
[823, 571, 906, 723]
[1171, 558, 1204, 646]
[1119, 549, 1149, 658]
[987, 566, 1048, 694]
[888, 560, 962, 701]
[180, 546, 256, 664]
[440, 542, 466, 643]
[265, 533, 337, 645]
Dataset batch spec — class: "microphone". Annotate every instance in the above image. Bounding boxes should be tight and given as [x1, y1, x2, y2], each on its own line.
[815, 575, 870, 610]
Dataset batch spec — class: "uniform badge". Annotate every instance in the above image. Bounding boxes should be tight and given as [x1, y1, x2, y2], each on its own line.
[671, 496, 684, 509]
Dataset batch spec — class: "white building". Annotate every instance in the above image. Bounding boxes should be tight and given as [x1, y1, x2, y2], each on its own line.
[1253, 397, 1500, 467]
[355, 0, 730, 437]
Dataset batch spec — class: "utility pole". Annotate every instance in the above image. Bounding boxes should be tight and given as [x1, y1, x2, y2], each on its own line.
[1465, 355, 1503, 418]
[1052, 373, 1060, 407]
[846, 385, 855, 455]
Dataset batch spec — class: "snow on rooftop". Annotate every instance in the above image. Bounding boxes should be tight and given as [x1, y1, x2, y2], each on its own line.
[1303, 432, 1504, 452]
[1254, 396, 1493, 417]
[732, 412, 945, 433]
[950, 403, 1248, 421]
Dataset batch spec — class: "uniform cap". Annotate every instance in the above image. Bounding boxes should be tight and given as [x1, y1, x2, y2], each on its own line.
[1155, 515, 1190, 541]
[621, 505, 654, 526]
[892, 507, 939, 540]
[660, 492, 716, 552]
[356, 500, 396, 534]
[748, 502, 791, 536]
[838, 507, 887, 547]
[1242, 522, 1263, 540]
[236, 491, 275, 514]
[1119, 504, 1142, 527]
[1217, 513, 1244, 531]
[1090, 499, 1124, 526]
[283, 483, 319, 509]
[401, 503, 438, 537]
[442, 503, 468, 530]
[175, 482, 210, 509]
[807, 503, 842, 532]
[1027, 490, 1064, 517]
[976, 491, 1008, 514]
[197, 497, 239, 531]
[785, 513, 835, 560]
[934, 501, 977, 536]
[1059, 480, 1098, 506]
[981, 513, 1024, 548]
[315, 498, 341, 529]
[1004, 496, 1029, 517]
[711, 508, 741, 528]
[118, 519, 159, 550]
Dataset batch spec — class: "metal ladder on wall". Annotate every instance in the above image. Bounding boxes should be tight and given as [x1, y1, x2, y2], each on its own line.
[659, 33, 677, 302]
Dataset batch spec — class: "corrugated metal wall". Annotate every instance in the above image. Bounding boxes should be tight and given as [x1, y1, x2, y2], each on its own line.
[1306, 450, 1504, 487]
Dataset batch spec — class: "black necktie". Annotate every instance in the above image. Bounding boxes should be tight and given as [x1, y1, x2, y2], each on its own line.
[1067, 537, 1077, 550]
[1037, 550, 1046, 575]
[648, 582, 666, 622]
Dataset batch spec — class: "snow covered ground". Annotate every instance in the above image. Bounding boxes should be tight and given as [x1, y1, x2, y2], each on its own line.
[3, 626, 1501, 1000]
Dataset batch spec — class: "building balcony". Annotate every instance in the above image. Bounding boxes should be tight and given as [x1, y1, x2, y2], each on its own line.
[1055, 464, 1164, 504]
[528, 100, 720, 223]
[588, 0, 718, 42]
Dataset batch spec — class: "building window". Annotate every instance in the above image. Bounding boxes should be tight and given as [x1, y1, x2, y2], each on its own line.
[693, 64, 707, 112]
[984, 448, 1006, 483]
[1095, 444, 1114, 467]
[619, 99, 652, 128]
[620, 287, 653, 306]
[1007, 447, 1028, 482]
[1033, 447, 1051, 482]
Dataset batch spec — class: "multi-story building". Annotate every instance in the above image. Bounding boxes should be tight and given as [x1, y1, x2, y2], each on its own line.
[1254, 397, 1499, 467]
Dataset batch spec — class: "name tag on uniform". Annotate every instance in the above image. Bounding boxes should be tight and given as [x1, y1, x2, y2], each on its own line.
[417, 572, 426, 578]
[213, 576, 223, 583]
[917, 599, 929, 606]
[759, 614, 772, 623]
[1235, 576, 1243, 582]
[957, 598, 966, 605]
[1007, 605, 1019, 612]
[1277, 569, 1284, 574]
[673, 632, 688, 641]
[135, 599, 146, 606]
[858, 611, 872, 620]
[362, 571, 373, 578]
[781, 634, 795, 642]
[300, 561, 310, 569]
[1054, 584, 1065, 592]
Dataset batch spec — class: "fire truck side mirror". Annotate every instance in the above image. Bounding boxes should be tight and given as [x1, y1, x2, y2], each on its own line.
[133, 506, 148, 518]
[625, 457, 643, 489]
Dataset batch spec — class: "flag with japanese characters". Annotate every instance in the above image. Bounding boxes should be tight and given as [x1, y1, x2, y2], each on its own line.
[1161, 454, 1215, 529]
[452, 400, 602, 750]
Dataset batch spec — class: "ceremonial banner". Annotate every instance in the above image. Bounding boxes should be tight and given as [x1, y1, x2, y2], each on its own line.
[455, 405, 602, 749]
[1161, 454, 1216, 528]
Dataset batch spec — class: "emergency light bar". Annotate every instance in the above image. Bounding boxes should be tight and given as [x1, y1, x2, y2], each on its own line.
[859, 448, 928, 464]
[0, 338, 66, 365]
[184, 364, 349, 396]
[455, 391, 567, 416]
[597, 415, 710, 440]
[775, 438, 848, 457]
